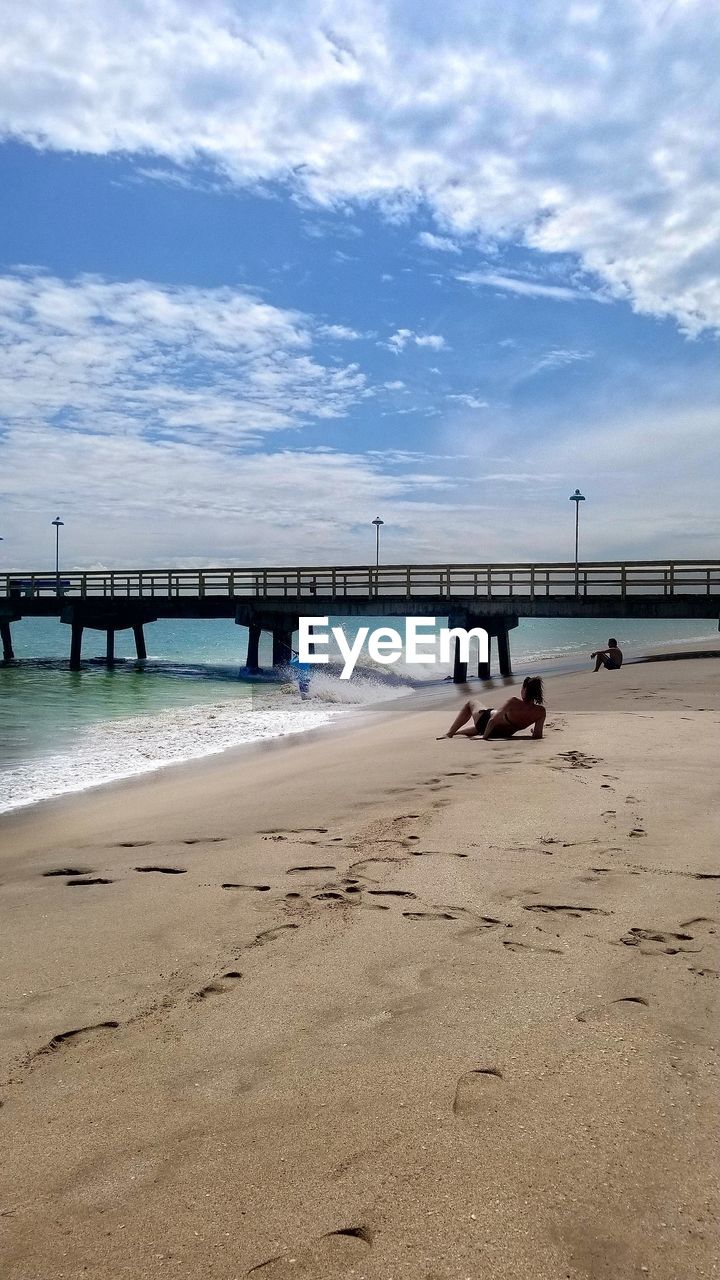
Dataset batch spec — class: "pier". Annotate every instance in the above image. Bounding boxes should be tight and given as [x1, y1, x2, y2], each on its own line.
[1, 560, 718, 680]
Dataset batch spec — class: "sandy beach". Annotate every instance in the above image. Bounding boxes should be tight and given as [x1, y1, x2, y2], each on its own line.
[1, 656, 718, 1279]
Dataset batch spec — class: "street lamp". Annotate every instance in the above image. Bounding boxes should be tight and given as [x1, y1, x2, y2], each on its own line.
[52, 516, 64, 589]
[372, 516, 384, 568]
[569, 490, 585, 595]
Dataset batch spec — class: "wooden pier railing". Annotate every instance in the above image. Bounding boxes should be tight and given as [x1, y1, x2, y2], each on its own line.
[2, 560, 719, 601]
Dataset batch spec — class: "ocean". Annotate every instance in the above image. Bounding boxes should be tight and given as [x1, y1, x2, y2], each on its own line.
[1, 614, 716, 814]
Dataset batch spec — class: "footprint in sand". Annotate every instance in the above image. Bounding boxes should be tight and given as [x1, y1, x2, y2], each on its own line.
[66, 876, 114, 886]
[43, 867, 94, 877]
[455, 913, 506, 940]
[347, 856, 407, 880]
[524, 903, 610, 920]
[191, 972, 242, 1001]
[249, 924, 300, 949]
[28, 1021, 120, 1064]
[287, 864, 336, 875]
[409, 849, 467, 860]
[453, 1067, 503, 1118]
[550, 751, 602, 771]
[576, 996, 649, 1023]
[247, 1227, 372, 1277]
[261, 827, 329, 837]
[618, 926, 700, 955]
[135, 866, 187, 875]
[502, 939, 564, 955]
[368, 889, 416, 900]
[222, 883, 271, 892]
[403, 910, 457, 922]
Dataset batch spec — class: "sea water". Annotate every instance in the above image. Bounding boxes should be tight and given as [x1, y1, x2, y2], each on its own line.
[0, 614, 716, 814]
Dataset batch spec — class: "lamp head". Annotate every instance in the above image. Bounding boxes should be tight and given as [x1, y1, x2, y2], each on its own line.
[569, 489, 585, 502]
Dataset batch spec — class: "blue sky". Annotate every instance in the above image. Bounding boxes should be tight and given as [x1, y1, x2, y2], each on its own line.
[0, 0, 718, 568]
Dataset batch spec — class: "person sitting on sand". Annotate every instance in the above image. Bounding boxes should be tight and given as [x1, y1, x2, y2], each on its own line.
[591, 638, 623, 672]
[437, 676, 546, 741]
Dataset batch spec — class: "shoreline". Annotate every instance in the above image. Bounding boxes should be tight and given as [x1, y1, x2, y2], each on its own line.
[0, 652, 717, 1278]
[1, 635, 718, 822]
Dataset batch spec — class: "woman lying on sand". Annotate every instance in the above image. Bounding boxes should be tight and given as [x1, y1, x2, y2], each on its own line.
[438, 676, 546, 741]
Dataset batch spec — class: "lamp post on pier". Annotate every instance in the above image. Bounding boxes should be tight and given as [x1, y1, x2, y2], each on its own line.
[569, 490, 585, 596]
[372, 516, 384, 568]
[52, 516, 64, 592]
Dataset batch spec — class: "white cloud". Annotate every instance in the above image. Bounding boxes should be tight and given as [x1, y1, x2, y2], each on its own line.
[383, 379, 405, 390]
[318, 323, 365, 339]
[457, 271, 603, 302]
[2, 383, 718, 565]
[0, 429, 450, 565]
[448, 396, 720, 559]
[446, 393, 489, 409]
[523, 348, 594, 379]
[417, 231, 460, 254]
[0, 272, 367, 446]
[0, 1, 717, 331]
[414, 334, 447, 350]
[129, 165, 229, 194]
[384, 329, 447, 353]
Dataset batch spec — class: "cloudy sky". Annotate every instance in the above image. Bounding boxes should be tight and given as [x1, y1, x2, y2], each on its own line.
[0, 0, 718, 569]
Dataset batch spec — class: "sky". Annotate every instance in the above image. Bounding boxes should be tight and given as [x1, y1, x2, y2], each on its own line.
[0, 0, 718, 569]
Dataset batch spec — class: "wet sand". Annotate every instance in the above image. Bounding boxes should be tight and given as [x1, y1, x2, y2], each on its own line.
[0, 657, 718, 1278]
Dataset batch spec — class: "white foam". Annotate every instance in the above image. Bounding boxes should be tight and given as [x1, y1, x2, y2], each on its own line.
[0, 696, 349, 815]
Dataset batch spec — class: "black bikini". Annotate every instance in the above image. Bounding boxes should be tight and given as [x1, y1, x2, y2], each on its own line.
[474, 708, 493, 734]
[474, 707, 518, 738]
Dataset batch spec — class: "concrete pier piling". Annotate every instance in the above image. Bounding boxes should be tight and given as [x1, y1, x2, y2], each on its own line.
[245, 622, 261, 672]
[70, 622, 83, 670]
[449, 613, 518, 683]
[1, 619, 14, 662]
[272, 622, 296, 669]
[133, 624, 147, 661]
[60, 604, 158, 670]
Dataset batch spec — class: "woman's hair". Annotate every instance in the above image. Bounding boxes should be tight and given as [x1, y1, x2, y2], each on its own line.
[522, 675, 544, 704]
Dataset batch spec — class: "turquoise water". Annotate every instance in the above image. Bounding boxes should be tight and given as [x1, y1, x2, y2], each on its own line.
[1, 613, 716, 813]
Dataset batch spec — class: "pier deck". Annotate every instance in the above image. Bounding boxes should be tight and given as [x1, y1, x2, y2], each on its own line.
[2, 560, 718, 678]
